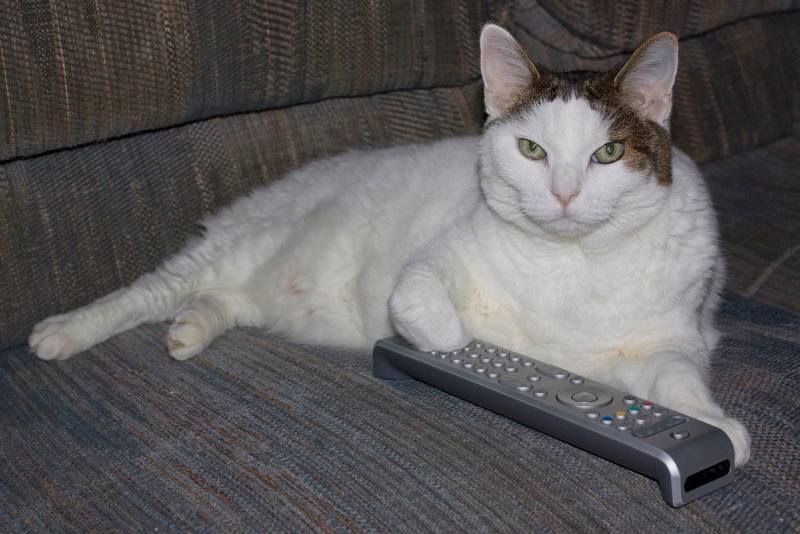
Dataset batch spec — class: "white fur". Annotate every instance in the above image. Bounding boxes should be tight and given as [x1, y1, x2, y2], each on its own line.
[30, 25, 750, 465]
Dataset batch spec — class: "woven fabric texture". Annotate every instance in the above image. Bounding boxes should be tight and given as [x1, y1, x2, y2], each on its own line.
[511, 3, 800, 164]
[0, 0, 507, 161]
[0, 82, 485, 350]
[704, 135, 800, 314]
[1, 295, 797, 531]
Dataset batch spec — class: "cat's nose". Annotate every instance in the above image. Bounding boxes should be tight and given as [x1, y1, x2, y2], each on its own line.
[549, 185, 579, 207]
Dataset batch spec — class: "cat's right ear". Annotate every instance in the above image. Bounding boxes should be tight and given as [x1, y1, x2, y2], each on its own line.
[480, 24, 539, 119]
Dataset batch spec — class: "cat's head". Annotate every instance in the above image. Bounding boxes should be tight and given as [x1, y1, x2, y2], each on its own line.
[478, 24, 678, 242]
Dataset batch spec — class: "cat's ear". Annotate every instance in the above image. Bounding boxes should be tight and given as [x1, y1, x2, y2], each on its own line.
[480, 24, 539, 119]
[614, 32, 679, 128]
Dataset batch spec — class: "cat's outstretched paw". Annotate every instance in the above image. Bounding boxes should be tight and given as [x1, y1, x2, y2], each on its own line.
[29, 314, 90, 360]
[166, 310, 212, 360]
[388, 293, 471, 352]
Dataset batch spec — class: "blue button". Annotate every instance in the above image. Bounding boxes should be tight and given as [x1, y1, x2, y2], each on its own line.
[601, 416, 614, 425]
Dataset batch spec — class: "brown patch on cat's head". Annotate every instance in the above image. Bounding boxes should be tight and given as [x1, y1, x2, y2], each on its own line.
[485, 32, 677, 186]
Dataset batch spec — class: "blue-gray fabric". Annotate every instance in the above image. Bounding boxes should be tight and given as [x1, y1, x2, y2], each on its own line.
[1, 295, 798, 531]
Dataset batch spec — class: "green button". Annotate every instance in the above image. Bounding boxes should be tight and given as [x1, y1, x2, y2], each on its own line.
[628, 405, 641, 414]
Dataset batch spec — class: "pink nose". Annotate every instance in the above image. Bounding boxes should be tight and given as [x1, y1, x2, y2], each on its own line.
[550, 187, 579, 208]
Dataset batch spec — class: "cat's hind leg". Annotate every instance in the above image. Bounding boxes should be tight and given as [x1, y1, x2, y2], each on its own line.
[166, 289, 261, 360]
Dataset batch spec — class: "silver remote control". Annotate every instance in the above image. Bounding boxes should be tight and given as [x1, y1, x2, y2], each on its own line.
[373, 336, 734, 507]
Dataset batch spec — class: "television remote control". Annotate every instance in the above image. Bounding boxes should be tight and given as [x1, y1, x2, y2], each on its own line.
[373, 336, 734, 507]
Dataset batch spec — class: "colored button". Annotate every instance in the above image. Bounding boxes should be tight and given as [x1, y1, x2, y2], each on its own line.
[615, 411, 627, 420]
[642, 401, 654, 410]
[628, 406, 641, 415]
[601, 416, 614, 425]
[623, 395, 637, 405]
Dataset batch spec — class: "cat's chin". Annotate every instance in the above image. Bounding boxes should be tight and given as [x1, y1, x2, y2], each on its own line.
[524, 212, 604, 239]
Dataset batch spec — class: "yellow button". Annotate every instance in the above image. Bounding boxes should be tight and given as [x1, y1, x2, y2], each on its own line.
[615, 411, 627, 420]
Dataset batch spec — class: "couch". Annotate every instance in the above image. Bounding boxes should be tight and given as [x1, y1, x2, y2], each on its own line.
[1, 1, 798, 530]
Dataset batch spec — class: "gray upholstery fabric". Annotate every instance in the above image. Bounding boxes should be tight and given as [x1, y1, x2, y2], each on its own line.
[1, 295, 797, 531]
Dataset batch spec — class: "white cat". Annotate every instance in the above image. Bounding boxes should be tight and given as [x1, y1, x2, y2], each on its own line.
[29, 25, 750, 465]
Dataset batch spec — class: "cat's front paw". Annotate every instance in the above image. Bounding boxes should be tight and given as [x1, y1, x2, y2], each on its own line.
[388, 291, 470, 352]
[29, 313, 94, 360]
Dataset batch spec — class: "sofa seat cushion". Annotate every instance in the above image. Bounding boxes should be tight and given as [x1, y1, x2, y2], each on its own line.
[1, 295, 797, 531]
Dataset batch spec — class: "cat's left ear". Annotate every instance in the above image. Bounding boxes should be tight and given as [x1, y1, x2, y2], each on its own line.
[614, 32, 679, 128]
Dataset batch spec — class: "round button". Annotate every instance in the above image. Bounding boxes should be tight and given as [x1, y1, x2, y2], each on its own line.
[516, 385, 531, 392]
[623, 395, 637, 405]
[430, 351, 439, 356]
[533, 390, 547, 398]
[480, 357, 492, 363]
[438, 353, 448, 359]
[555, 386, 613, 408]
[475, 367, 486, 374]
[527, 375, 541, 382]
[585, 410, 600, 419]
[487, 372, 499, 379]
[462, 362, 475, 369]
[492, 362, 503, 368]
[671, 431, 690, 440]
[451, 358, 463, 365]
[628, 406, 641, 415]
[451, 351, 460, 356]
[498, 351, 509, 358]
[617, 424, 630, 431]
[474, 343, 483, 348]
[505, 367, 518, 373]
[634, 415, 650, 425]
[510, 355, 521, 362]
[571, 391, 598, 403]
[486, 347, 497, 354]
[601, 416, 614, 425]
[468, 352, 480, 359]
[642, 401, 654, 410]
[522, 361, 534, 367]
[652, 408, 667, 417]
[570, 377, 584, 385]
[615, 411, 627, 420]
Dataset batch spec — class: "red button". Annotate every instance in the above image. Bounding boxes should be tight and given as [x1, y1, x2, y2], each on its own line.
[642, 401, 654, 410]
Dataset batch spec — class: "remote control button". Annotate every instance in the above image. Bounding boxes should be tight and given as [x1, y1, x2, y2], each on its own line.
[628, 406, 641, 415]
[486, 347, 497, 354]
[532, 390, 547, 398]
[555, 386, 613, 408]
[499, 351, 510, 358]
[492, 362, 503, 368]
[634, 415, 650, 425]
[505, 366, 518, 373]
[642, 401, 654, 410]
[474, 343, 483, 348]
[615, 411, 627, 420]
[521, 360, 534, 367]
[468, 352, 480, 359]
[632, 415, 688, 439]
[623, 395, 637, 405]
[527, 375, 541, 382]
[462, 362, 475, 369]
[652, 408, 667, 417]
[509, 355, 521, 362]
[515, 385, 531, 392]
[451, 358, 463, 365]
[451, 351, 460, 356]
[571, 391, 598, 403]
[538, 366, 569, 380]
[487, 372, 500, 379]
[617, 424, 630, 431]
[671, 430, 690, 440]
[601, 416, 614, 425]
[438, 353, 448, 359]
[570, 377, 584, 385]
[475, 367, 487, 374]
[480, 357, 492, 363]
[430, 351, 439, 356]
[585, 410, 600, 419]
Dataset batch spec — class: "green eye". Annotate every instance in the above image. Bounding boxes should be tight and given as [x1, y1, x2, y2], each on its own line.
[518, 138, 547, 160]
[592, 142, 625, 164]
